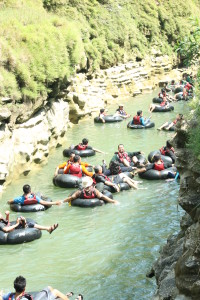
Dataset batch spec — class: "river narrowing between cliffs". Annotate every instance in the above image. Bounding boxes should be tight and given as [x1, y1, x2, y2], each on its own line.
[0, 90, 189, 299]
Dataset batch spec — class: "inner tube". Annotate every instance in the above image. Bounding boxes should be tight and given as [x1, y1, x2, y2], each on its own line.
[53, 174, 82, 188]
[176, 94, 189, 101]
[63, 148, 95, 157]
[139, 167, 177, 180]
[71, 190, 113, 208]
[94, 115, 123, 123]
[152, 97, 163, 104]
[71, 198, 104, 208]
[103, 182, 130, 193]
[0, 219, 41, 245]
[10, 195, 52, 213]
[148, 150, 173, 164]
[174, 86, 183, 94]
[127, 121, 155, 129]
[152, 105, 174, 112]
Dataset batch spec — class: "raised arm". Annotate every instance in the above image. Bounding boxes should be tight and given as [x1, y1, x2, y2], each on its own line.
[2, 218, 20, 233]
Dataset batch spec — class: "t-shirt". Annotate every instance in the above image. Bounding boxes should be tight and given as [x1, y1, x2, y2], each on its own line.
[3, 292, 14, 300]
[13, 194, 41, 205]
[116, 108, 126, 116]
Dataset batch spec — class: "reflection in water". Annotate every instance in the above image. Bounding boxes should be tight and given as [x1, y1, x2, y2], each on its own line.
[0, 90, 187, 299]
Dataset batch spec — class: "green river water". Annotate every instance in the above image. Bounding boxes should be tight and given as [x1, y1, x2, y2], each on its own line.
[0, 90, 189, 299]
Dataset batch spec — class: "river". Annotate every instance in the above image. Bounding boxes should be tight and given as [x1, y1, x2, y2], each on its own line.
[0, 90, 189, 299]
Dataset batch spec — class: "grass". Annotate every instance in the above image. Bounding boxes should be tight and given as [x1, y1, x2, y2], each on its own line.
[0, 0, 200, 103]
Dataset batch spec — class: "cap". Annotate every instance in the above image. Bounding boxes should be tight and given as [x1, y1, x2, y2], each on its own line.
[82, 177, 93, 188]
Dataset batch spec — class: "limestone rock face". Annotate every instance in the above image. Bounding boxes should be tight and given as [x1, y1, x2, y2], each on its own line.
[0, 99, 69, 184]
[0, 108, 11, 121]
[152, 117, 200, 299]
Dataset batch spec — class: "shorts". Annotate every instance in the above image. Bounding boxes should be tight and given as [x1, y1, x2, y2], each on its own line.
[33, 287, 55, 300]
[113, 175, 123, 184]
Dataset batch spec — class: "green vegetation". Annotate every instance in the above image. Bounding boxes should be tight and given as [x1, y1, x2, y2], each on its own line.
[0, 0, 200, 103]
[176, 18, 200, 158]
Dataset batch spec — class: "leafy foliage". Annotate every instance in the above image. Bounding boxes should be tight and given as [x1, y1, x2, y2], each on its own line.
[176, 18, 200, 157]
[0, 0, 200, 103]
[176, 18, 200, 66]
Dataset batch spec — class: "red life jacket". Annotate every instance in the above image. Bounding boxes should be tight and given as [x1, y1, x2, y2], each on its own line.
[160, 146, 166, 155]
[75, 143, 88, 151]
[185, 83, 192, 90]
[133, 115, 141, 125]
[99, 174, 111, 182]
[80, 187, 97, 199]
[158, 92, 165, 97]
[160, 101, 166, 107]
[23, 194, 38, 205]
[160, 146, 175, 155]
[69, 164, 82, 177]
[117, 151, 131, 163]
[154, 161, 165, 171]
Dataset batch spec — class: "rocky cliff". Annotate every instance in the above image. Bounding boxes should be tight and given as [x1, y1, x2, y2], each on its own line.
[149, 117, 200, 300]
[0, 54, 182, 191]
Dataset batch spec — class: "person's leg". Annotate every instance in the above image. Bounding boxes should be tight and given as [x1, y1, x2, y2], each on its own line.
[132, 156, 138, 165]
[48, 286, 70, 300]
[122, 158, 130, 167]
[34, 224, 58, 234]
[165, 122, 173, 130]
[123, 177, 138, 189]
[157, 122, 169, 130]
[149, 104, 155, 112]
[5, 211, 10, 225]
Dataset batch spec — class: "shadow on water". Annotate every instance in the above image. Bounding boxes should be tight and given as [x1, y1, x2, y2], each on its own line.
[0, 89, 188, 299]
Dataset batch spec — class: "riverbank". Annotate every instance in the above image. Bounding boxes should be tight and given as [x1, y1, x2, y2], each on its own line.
[0, 54, 186, 191]
[148, 116, 200, 300]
